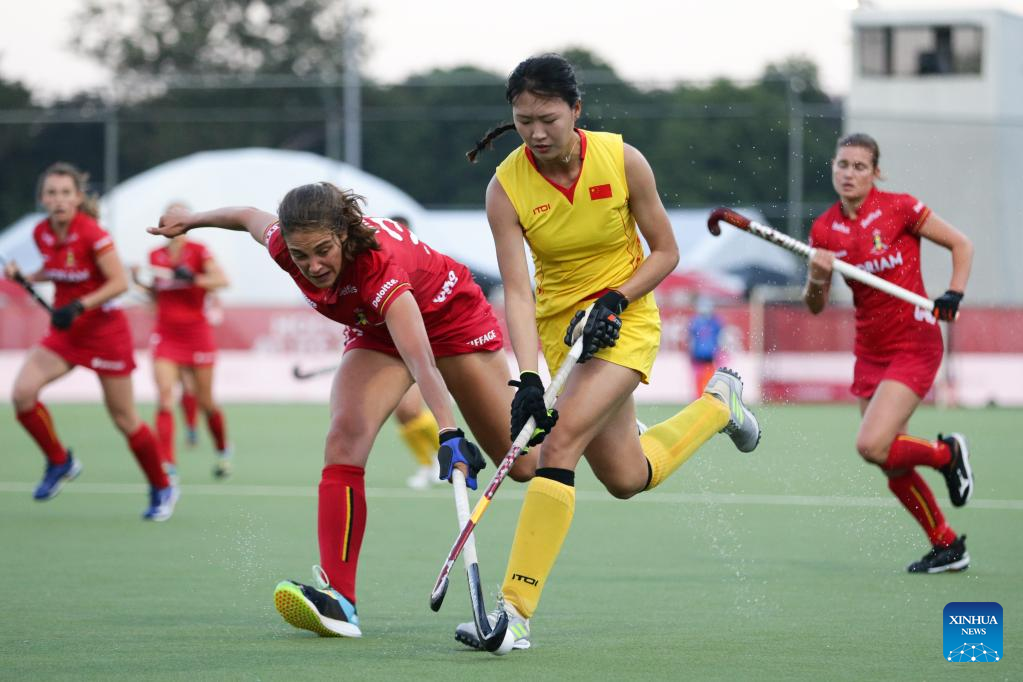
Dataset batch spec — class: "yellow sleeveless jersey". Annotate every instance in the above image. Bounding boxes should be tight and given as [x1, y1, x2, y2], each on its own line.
[495, 130, 660, 382]
[495, 129, 654, 322]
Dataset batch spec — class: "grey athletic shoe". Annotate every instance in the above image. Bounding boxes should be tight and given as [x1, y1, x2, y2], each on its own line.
[455, 599, 531, 651]
[704, 368, 761, 453]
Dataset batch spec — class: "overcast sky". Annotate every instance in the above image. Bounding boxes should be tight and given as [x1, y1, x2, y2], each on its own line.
[1, 0, 1021, 100]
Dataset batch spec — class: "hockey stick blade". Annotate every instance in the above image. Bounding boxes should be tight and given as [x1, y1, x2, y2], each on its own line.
[449, 468, 508, 651]
[467, 562, 509, 651]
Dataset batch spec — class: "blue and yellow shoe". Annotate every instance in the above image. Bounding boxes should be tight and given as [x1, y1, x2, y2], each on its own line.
[274, 566, 361, 638]
[33, 452, 82, 501]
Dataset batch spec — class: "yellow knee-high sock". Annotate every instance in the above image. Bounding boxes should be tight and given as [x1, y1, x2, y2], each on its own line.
[642, 394, 729, 489]
[501, 476, 575, 619]
[398, 410, 439, 466]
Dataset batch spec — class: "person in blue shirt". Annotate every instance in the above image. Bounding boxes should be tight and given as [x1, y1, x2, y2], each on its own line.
[688, 296, 724, 399]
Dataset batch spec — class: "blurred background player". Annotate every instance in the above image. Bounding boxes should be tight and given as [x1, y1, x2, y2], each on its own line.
[178, 368, 200, 446]
[804, 132, 974, 574]
[150, 184, 542, 639]
[134, 203, 232, 479]
[385, 214, 441, 490]
[181, 292, 224, 446]
[687, 296, 724, 399]
[456, 54, 761, 651]
[4, 162, 175, 520]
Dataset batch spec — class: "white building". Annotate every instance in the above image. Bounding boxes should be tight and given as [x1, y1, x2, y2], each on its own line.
[847, 7, 1023, 304]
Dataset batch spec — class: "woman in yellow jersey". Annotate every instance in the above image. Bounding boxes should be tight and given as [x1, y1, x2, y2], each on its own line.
[454, 54, 763, 653]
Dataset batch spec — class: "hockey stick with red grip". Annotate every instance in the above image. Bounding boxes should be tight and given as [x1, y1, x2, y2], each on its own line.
[707, 207, 949, 316]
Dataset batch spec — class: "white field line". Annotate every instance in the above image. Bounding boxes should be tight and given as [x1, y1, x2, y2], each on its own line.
[1, 481, 1022, 511]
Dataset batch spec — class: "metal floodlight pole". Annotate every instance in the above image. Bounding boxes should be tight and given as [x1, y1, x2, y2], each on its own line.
[103, 102, 119, 194]
[342, 5, 362, 169]
[786, 76, 805, 238]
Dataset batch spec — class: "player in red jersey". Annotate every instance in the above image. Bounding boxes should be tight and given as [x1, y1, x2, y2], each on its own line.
[149, 182, 541, 639]
[136, 209, 232, 480]
[4, 162, 176, 520]
[804, 133, 975, 573]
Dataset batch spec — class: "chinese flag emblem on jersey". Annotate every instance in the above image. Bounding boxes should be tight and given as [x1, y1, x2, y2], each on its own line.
[589, 184, 612, 200]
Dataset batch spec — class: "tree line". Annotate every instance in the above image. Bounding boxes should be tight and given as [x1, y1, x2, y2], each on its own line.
[0, 1, 843, 236]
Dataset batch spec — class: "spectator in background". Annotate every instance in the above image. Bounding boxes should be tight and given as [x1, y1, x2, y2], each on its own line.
[5, 162, 175, 520]
[687, 296, 724, 399]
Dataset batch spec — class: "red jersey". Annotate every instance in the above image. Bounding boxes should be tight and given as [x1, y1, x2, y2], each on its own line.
[34, 211, 136, 374]
[34, 211, 120, 325]
[809, 187, 942, 360]
[265, 217, 494, 350]
[149, 240, 212, 332]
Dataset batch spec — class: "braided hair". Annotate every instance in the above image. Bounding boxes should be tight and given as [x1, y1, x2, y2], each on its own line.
[466, 54, 582, 163]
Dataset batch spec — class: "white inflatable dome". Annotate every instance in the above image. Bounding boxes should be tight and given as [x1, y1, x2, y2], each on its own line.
[103, 148, 426, 305]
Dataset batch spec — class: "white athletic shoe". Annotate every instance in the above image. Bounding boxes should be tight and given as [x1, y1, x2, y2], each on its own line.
[455, 599, 531, 651]
[406, 464, 435, 490]
[703, 368, 761, 453]
[213, 447, 232, 479]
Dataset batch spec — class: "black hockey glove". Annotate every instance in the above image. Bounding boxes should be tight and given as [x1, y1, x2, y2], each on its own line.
[564, 290, 628, 362]
[508, 371, 558, 446]
[933, 290, 963, 322]
[51, 300, 85, 330]
[173, 265, 195, 282]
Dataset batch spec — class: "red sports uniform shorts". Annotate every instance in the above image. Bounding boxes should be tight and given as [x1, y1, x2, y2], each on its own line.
[41, 312, 136, 376]
[850, 347, 943, 400]
[151, 326, 217, 367]
[344, 291, 504, 358]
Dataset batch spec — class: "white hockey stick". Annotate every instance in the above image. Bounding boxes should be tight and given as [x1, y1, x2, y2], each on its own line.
[708, 207, 938, 313]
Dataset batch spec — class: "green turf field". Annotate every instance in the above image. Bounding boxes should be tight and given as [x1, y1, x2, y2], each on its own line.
[1, 403, 1019, 680]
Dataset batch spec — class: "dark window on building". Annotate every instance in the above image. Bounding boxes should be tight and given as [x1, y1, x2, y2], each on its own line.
[858, 25, 983, 77]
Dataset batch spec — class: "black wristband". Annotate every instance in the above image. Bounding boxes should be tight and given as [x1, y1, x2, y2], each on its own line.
[511, 371, 544, 390]
[438, 428, 465, 444]
[596, 290, 628, 315]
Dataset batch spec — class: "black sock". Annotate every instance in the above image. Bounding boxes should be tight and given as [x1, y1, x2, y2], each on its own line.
[535, 467, 575, 487]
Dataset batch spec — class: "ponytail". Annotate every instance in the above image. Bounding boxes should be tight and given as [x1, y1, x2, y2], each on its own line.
[465, 123, 516, 164]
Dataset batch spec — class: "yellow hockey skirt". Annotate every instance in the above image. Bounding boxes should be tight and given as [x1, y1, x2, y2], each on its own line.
[537, 293, 661, 384]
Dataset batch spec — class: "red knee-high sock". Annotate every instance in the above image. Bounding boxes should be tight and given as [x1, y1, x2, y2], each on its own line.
[180, 392, 198, 430]
[128, 424, 170, 489]
[888, 470, 956, 547]
[206, 409, 228, 452]
[16, 402, 68, 465]
[155, 409, 175, 465]
[317, 464, 367, 604]
[885, 434, 951, 470]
